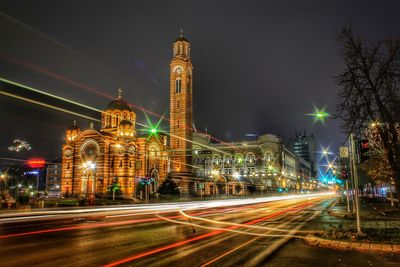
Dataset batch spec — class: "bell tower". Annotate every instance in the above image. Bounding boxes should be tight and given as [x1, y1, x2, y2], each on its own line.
[170, 30, 193, 176]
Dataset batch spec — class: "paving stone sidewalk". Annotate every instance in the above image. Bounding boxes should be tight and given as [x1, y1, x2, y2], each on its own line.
[304, 234, 400, 254]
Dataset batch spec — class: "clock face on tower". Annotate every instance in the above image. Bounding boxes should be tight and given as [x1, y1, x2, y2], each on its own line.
[80, 140, 100, 163]
[174, 66, 183, 74]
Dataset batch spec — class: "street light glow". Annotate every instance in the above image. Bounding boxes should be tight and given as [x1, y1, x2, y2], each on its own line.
[308, 106, 330, 123]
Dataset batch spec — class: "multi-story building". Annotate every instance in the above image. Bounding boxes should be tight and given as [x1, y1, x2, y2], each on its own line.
[287, 131, 317, 178]
[191, 133, 313, 195]
[45, 158, 62, 194]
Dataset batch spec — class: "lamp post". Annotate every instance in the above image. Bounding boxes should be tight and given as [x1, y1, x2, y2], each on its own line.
[83, 161, 96, 205]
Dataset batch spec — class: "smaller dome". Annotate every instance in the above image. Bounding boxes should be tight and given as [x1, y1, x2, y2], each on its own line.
[175, 30, 188, 42]
[119, 120, 133, 126]
[175, 36, 188, 42]
[68, 120, 80, 131]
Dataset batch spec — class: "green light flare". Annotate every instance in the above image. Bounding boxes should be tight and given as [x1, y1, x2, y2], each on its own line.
[307, 107, 330, 123]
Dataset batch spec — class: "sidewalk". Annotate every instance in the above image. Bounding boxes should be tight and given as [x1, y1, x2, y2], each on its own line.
[305, 196, 400, 254]
[330, 196, 400, 220]
[304, 234, 400, 254]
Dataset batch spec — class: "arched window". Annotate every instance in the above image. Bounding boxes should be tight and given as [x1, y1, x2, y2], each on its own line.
[116, 114, 119, 126]
[175, 79, 181, 93]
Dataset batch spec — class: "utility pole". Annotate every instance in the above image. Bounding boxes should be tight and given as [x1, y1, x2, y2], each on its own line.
[350, 133, 362, 234]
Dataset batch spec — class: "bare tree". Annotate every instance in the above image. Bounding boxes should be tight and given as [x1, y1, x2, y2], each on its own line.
[335, 26, 400, 196]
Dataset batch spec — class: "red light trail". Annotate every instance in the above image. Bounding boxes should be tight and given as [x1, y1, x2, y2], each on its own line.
[0, 53, 237, 149]
[0, 211, 210, 239]
[103, 200, 316, 267]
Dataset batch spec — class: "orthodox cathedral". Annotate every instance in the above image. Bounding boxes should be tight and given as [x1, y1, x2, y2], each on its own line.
[61, 33, 192, 198]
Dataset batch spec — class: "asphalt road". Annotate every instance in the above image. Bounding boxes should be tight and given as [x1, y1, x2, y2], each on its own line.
[1, 193, 398, 267]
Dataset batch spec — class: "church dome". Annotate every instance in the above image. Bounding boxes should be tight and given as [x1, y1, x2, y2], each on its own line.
[67, 120, 80, 131]
[105, 88, 133, 112]
[68, 124, 80, 131]
[175, 36, 188, 42]
[66, 120, 81, 141]
[106, 99, 132, 111]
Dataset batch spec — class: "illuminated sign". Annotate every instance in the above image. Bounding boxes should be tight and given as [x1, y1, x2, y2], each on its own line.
[27, 159, 45, 168]
[25, 171, 39, 175]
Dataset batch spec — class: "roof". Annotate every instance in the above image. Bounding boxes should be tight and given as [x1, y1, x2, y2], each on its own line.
[68, 120, 80, 131]
[105, 99, 133, 112]
[175, 36, 188, 42]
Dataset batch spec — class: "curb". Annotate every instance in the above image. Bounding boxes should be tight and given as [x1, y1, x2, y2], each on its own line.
[304, 234, 400, 254]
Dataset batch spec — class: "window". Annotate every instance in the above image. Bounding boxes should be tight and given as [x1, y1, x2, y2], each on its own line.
[175, 79, 181, 93]
[177, 120, 180, 128]
[177, 140, 180, 148]
[177, 101, 180, 108]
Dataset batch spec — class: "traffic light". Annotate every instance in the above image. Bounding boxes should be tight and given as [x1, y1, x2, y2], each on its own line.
[341, 169, 348, 179]
[359, 139, 370, 162]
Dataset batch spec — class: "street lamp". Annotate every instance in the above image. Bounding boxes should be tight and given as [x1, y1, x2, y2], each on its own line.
[83, 161, 96, 204]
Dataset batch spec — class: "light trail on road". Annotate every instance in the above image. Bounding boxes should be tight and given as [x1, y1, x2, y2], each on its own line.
[0, 211, 211, 239]
[198, 205, 320, 267]
[178, 205, 323, 234]
[0, 194, 336, 267]
[102, 196, 329, 267]
[0, 192, 334, 224]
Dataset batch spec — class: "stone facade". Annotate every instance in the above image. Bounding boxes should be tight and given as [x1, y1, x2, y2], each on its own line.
[169, 33, 194, 194]
[191, 133, 315, 195]
[61, 92, 167, 198]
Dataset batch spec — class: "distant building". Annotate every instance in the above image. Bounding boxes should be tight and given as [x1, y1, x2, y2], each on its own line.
[46, 158, 62, 194]
[191, 133, 315, 195]
[287, 131, 317, 178]
[0, 163, 45, 196]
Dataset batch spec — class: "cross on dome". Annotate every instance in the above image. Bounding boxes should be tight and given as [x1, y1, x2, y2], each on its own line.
[117, 88, 123, 99]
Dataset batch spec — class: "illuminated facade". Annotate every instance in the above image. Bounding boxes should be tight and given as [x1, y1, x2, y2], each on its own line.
[61, 32, 314, 199]
[169, 32, 194, 194]
[61, 90, 167, 198]
[192, 133, 314, 195]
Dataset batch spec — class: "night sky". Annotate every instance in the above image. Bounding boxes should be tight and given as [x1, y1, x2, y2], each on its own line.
[1, 0, 399, 161]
